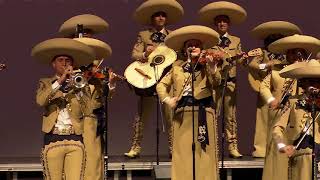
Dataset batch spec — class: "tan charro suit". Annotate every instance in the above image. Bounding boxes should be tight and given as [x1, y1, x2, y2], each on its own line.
[273, 95, 320, 180]
[260, 65, 299, 180]
[128, 28, 174, 155]
[248, 50, 284, 157]
[210, 34, 243, 154]
[37, 76, 93, 180]
[132, 28, 171, 61]
[82, 78, 115, 180]
[36, 77, 87, 134]
[156, 60, 221, 180]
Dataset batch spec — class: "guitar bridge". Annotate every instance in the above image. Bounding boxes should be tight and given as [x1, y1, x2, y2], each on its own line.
[134, 68, 152, 79]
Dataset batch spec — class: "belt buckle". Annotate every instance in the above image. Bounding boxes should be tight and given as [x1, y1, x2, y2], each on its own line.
[59, 128, 71, 135]
[53, 127, 73, 135]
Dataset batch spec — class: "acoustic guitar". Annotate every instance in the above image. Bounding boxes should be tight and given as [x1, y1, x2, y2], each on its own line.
[124, 45, 177, 89]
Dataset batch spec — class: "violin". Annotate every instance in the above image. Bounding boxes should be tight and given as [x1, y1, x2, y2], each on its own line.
[194, 51, 223, 65]
[81, 63, 126, 81]
[195, 48, 263, 66]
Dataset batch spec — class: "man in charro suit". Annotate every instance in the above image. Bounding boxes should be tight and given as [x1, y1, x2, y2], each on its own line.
[260, 34, 320, 180]
[273, 59, 320, 180]
[198, 1, 247, 158]
[32, 38, 96, 180]
[59, 14, 115, 180]
[125, 0, 184, 158]
[156, 25, 222, 180]
[249, 21, 302, 160]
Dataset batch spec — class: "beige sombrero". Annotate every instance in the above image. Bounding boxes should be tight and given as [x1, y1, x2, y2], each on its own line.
[133, 0, 184, 25]
[74, 37, 112, 60]
[198, 1, 247, 25]
[268, 34, 320, 55]
[165, 25, 219, 51]
[31, 38, 95, 67]
[59, 14, 109, 37]
[251, 21, 302, 40]
[279, 59, 320, 78]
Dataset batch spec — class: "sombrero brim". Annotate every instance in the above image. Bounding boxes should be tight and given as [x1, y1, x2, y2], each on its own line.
[268, 35, 320, 55]
[74, 37, 112, 60]
[165, 25, 219, 51]
[199, 1, 247, 25]
[59, 14, 109, 37]
[133, 0, 184, 25]
[251, 21, 302, 40]
[279, 59, 320, 78]
[31, 38, 95, 67]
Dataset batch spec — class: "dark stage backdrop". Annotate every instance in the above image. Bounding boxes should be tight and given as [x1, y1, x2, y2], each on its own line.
[0, 0, 319, 158]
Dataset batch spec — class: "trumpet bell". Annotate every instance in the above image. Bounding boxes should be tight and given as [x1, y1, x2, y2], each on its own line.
[72, 73, 87, 89]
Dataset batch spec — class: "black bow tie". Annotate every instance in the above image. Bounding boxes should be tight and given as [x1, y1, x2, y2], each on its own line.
[219, 36, 231, 48]
[150, 32, 166, 43]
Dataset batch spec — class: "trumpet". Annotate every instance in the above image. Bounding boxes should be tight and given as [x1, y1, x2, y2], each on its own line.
[70, 71, 87, 89]
[62, 70, 87, 92]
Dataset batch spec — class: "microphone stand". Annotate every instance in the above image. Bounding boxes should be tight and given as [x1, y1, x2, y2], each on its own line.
[218, 64, 231, 172]
[185, 50, 196, 180]
[310, 93, 318, 180]
[102, 72, 110, 180]
[150, 62, 165, 165]
[296, 88, 320, 180]
[177, 50, 209, 180]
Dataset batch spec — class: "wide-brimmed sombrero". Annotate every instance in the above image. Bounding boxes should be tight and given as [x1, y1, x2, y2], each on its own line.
[279, 59, 320, 78]
[31, 38, 95, 67]
[198, 1, 247, 25]
[133, 0, 184, 25]
[164, 25, 219, 51]
[268, 34, 320, 55]
[59, 14, 109, 37]
[74, 37, 112, 60]
[251, 21, 302, 40]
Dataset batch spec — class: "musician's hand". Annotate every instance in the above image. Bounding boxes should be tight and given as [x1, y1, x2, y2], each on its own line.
[266, 61, 275, 70]
[237, 52, 249, 65]
[58, 65, 73, 85]
[108, 69, 117, 88]
[145, 45, 155, 58]
[269, 99, 279, 110]
[206, 51, 224, 66]
[279, 145, 295, 157]
[164, 97, 178, 109]
[240, 52, 248, 59]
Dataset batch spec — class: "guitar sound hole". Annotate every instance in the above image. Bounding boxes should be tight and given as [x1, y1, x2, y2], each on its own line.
[153, 55, 165, 65]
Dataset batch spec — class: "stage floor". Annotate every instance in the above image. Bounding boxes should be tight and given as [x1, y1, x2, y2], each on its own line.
[0, 155, 264, 180]
[0, 155, 264, 171]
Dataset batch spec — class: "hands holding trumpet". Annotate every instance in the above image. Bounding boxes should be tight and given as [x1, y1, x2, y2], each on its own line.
[57, 65, 74, 85]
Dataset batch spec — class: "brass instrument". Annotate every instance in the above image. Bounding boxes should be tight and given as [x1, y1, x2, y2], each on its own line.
[62, 70, 87, 92]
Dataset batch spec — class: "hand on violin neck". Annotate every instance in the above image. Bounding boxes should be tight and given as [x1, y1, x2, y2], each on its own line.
[206, 51, 224, 65]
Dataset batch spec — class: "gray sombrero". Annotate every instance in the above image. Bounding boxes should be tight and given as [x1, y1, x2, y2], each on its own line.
[59, 14, 109, 37]
[279, 59, 320, 78]
[73, 37, 112, 60]
[31, 38, 95, 67]
[198, 1, 247, 25]
[165, 25, 219, 51]
[251, 21, 302, 40]
[268, 35, 320, 55]
[133, 0, 184, 25]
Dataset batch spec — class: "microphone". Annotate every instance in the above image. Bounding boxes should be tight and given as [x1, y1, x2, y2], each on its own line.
[187, 47, 193, 53]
